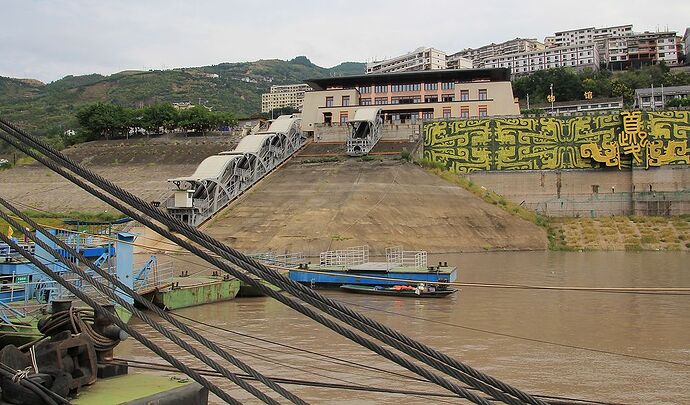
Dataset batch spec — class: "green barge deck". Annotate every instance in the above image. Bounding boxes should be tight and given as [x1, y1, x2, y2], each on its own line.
[70, 373, 207, 405]
[141, 275, 241, 310]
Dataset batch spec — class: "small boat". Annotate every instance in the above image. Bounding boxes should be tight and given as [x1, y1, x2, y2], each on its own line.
[339, 284, 457, 298]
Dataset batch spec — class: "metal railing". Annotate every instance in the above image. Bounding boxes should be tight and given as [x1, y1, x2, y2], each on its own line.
[0, 272, 112, 307]
[385, 246, 428, 269]
[252, 251, 304, 268]
[319, 246, 369, 266]
[1, 242, 36, 261]
[132, 258, 174, 293]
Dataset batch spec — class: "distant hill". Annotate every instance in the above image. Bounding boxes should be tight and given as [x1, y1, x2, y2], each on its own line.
[0, 57, 365, 138]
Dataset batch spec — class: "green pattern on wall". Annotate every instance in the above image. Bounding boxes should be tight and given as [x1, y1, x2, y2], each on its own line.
[423, 112, 689, 173]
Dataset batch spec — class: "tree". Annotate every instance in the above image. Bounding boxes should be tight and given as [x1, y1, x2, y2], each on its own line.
[76, 102, 128, 140]
[141, 103, 178, 133]
[610, 79, 634, 104]
[511, 64, 690, 107]
[666, 97, 690, 108]
[212, 111, 237, 128]
[177, 106, 215, 133]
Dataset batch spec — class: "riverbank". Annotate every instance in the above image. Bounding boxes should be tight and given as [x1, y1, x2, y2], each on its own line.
[551, 216, 690, 251]
[420, 161, 690, 252]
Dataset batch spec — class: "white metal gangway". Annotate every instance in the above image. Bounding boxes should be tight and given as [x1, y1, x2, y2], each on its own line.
[346, 107, 383, 156]
[165, 115, 306, 226]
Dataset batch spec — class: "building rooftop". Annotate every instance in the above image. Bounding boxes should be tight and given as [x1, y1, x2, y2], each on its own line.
[635, 85, 690, 96]
[543, 97, 624, 108]
[304, 68, 511, 90]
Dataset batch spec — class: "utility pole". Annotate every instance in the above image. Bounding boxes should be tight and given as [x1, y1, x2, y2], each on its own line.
[526, 93, 530, 110]
[651, 83, 655, 111]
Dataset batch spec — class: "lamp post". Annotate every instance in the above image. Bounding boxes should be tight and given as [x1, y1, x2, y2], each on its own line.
[546, 84, 556, 114]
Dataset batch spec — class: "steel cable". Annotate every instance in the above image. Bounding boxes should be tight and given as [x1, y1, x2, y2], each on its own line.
[0, 232, 242, 405]
[0, 198, 306, 405]
[0, 119, 543, 404]
[0, 121, 521, 404]
[0, 209, 289, 405]
[0, 123, 493, 403]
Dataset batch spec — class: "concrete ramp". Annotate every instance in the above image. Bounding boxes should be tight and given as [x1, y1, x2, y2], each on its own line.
[203, 159, 548, 254]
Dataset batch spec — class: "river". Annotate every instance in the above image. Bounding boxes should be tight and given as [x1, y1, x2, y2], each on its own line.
[119, 251, 690, 404]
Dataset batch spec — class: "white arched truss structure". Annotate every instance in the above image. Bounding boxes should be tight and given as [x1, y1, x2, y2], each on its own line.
[346, 107, 383, 156]
[165, 115, 306, 226]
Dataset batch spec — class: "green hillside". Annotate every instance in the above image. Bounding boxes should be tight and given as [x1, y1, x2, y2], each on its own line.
[0, 57, 365, 139]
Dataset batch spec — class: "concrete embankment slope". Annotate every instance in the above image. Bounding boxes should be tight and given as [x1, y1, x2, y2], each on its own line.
[203, 159, 548, 255]
[0, 135, 238, 212]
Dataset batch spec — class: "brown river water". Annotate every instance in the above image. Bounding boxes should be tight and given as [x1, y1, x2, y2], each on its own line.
[118, 251, 690, 404]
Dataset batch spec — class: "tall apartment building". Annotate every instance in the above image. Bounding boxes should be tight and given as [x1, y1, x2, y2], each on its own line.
[553, 24, 634, 54]
[366, 47, 447, 74]
[449, 38, 545, 68]
[484, 43, 600, 75]
[260, 83, 311, 113]
[607, 31, 681, 69]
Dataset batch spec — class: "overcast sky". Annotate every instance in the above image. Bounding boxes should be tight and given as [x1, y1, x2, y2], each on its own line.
[2, 0, 689, 82]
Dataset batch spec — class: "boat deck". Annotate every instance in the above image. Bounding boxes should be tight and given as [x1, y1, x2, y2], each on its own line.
[70, 373, 207, 405]
[317, 262, 457, 274]
[289, 263, 457, 287]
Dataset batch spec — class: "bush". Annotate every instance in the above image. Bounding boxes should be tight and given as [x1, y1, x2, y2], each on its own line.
[415, 158, 445, 170]
[400, 148, 411, 162]
[666, 97, 690, 108]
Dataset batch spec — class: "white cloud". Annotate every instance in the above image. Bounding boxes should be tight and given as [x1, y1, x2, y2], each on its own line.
[1, 0, 688, 82]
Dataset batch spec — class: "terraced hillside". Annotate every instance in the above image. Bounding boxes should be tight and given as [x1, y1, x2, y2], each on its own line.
[0, 134, 240, 212]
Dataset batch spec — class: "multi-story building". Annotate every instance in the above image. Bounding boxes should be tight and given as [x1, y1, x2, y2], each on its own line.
[484, 43, 600, 75]
[366, 47, 447, 74]
[260, 83, 312, 113]
[449, 38, 545, 68]
[683, 28, 690, 65]
[634, 85, 690, 109]
[445, 54, 473, 70]
[301, 68, 520, 134]
[607, 31, 681, 69]
[553, 24, 634, 54]
[544, 36, 557, 48]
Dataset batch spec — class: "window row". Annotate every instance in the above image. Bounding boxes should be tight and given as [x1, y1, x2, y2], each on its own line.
[391, 83, 421, 92]
[326, 89, 487, 106]
[357, 82, 457, 93]
[326, 107, 488, 124]
[325, 96, 350, 106]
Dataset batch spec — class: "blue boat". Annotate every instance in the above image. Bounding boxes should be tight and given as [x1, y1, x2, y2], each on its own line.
[288, 246, 457, 288]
